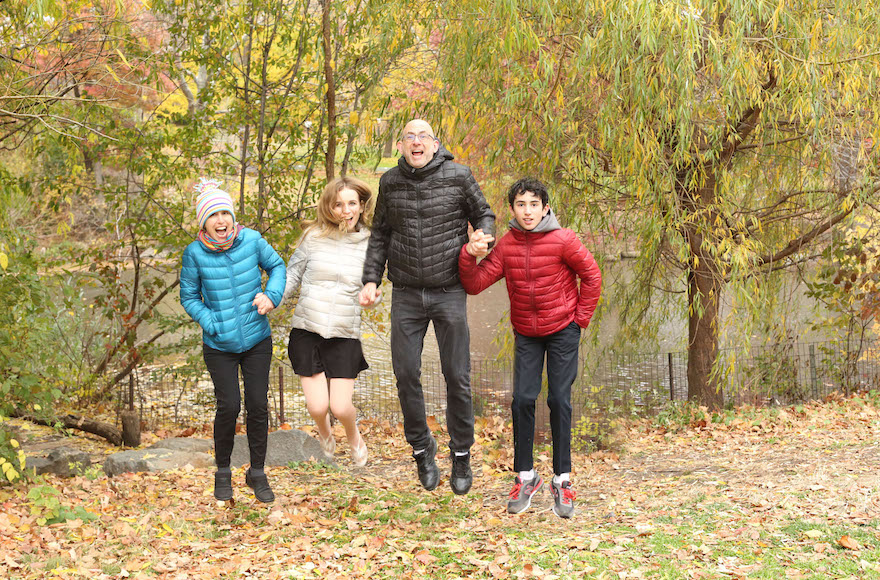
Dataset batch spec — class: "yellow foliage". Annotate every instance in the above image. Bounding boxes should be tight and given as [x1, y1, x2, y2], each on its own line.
[0, 457, 20, 482]
[154, 92, 189, 118]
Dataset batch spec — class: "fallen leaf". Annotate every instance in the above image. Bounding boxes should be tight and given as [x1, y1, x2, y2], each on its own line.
[839, 535, 860, 550]
[414, 550, 438, 565]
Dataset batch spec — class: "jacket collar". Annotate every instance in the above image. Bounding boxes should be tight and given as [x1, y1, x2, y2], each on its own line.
[325, 227, 371, 243]
[397, 144, 454, 179]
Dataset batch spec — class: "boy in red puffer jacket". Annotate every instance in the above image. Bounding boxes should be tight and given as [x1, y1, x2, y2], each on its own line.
[458, 177, 602, 518]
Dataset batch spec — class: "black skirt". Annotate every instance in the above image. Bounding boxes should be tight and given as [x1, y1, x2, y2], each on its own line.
[287, 327, 368, 379]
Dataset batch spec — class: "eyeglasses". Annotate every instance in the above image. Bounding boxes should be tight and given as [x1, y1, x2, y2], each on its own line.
[402, 132, 436, 143]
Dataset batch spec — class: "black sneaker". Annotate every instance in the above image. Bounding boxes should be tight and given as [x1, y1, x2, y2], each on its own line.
[214, 471, 233, 501]
[245, 469, 275, 503]
[412, 436, 439, 491]
[450, 452, 472, 495]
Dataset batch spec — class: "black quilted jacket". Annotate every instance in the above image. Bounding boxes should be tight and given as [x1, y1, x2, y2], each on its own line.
[362, 145, 496, 289]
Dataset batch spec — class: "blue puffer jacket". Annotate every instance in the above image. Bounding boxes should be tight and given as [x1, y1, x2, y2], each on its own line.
[180, 227, 286, 353]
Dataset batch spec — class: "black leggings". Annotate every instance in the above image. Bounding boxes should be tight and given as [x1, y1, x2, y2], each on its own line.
[203, 337, 272, 469]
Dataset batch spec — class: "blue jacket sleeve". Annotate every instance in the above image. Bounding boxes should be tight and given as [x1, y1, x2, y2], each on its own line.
[180, 245, 217, 335]
[259, 236, 287, 307]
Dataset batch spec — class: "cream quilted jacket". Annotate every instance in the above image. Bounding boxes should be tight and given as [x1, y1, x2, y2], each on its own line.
[283, 227, 373, 340]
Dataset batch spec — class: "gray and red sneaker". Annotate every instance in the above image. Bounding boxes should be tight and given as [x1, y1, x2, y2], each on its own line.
[550, 480, 575, 518]
[507, 474, 543, 514]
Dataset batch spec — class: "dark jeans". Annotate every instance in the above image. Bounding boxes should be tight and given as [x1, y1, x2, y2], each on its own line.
[203, 336, 272, 470]
[391, 285, 474, 453]
[512, 321, 580, 475]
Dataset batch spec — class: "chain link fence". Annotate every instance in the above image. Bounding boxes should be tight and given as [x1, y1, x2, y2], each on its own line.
[123, 339, 880, 445]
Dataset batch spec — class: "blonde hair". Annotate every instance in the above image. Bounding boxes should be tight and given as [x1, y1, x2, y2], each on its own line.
[302, 176, 374, 238]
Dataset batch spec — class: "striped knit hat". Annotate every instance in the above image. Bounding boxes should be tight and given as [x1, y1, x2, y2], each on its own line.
[194, 178, 236, 230]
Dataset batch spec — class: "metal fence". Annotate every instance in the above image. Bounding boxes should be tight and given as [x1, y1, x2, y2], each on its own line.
[127, 338, 880, 444]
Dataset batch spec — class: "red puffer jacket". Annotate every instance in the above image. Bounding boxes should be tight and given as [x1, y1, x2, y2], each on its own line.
[459, 213, 601, 337]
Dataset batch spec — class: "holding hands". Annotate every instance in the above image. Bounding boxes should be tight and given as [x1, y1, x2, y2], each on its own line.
[253, 292, 276, 315]
[359, 282, 383, 307]
[466, 229, 494, 258]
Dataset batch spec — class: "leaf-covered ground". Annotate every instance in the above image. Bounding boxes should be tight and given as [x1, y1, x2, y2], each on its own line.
[2, 393, 880, 579]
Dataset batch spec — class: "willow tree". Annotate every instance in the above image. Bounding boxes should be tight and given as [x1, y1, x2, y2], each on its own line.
[436, 0, 879, 408]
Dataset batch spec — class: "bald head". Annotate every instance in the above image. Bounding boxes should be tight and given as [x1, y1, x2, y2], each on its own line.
[398, 118, 439, 169]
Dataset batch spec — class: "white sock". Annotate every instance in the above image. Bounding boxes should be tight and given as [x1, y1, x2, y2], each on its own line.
[518, 469, 536, 481]
[454, 451, 469, 457]
[413, 448, 425, 455]
[553, 473, 570, 485]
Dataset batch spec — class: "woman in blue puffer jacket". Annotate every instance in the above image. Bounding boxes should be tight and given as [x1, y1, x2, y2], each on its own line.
[180, 178, 286, 504]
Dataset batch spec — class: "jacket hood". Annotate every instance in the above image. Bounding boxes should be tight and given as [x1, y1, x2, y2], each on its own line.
[509, 207, 561, 234]
[398, 143, 455, 179]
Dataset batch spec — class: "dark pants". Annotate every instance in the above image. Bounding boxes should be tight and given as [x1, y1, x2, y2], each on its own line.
[203, 336, 272, 470]
[512, 321, 580, 475]
[391, 285, 474, 453]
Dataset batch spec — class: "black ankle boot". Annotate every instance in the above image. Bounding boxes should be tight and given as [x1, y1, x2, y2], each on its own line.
[245, 469, 275, 503]
[214, 471, 233, 501]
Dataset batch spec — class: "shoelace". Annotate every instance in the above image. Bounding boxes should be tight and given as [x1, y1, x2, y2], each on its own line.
[557, 483, 576, 502]
[509, 481, 523, 499]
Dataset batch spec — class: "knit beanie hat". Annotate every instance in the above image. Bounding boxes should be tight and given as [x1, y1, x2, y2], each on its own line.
[194, 178, 236, 230]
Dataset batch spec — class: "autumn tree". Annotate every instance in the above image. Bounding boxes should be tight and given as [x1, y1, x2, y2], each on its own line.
[435, 0, 880, 408]
[0, 0, 432, 423]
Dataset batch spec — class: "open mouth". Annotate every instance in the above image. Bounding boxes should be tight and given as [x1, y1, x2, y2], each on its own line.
[214, 225, 228, 239]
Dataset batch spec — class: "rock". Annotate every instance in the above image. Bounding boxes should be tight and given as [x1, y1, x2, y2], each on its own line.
[229, 429, 334, 468]
[104, 448, 214, 477]
[102, 430, 332, 475]
[25, 456, 52, 475]
[149, 437, 213, 454]
[27, 446, 91, 477]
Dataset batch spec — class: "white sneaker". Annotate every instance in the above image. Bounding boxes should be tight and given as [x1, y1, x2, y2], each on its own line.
[351, 436, 368, 467]
[319, 432, 336, 458]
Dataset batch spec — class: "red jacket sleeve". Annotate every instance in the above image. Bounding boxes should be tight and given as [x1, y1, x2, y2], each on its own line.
[562, 232, 602, 328]
[458, 242, 505, 295]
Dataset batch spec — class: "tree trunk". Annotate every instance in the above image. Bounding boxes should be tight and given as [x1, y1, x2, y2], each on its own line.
[121, 410, 141, 447]
[680, 172, 725, 410]
[12, 409, 123, 447]
[322, 0, 336, 180]
[238, 20, 254, 218]
[686, 260, 723, 409]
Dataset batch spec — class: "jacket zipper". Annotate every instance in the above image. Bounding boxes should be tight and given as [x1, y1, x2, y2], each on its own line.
[226, 250, 246, 352]
[525, 233, 537, 334]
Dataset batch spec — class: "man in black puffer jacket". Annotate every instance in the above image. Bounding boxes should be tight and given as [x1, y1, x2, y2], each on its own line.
[360, 118, 495, 495]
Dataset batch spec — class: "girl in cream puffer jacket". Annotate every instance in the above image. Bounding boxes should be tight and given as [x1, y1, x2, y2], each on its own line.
[284, 226, 371, 339]
[283, 176, 377, 467]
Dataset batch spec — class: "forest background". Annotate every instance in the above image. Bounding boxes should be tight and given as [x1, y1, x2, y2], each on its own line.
[1, 1, 880, 578]
[0, 0, 879, 479]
